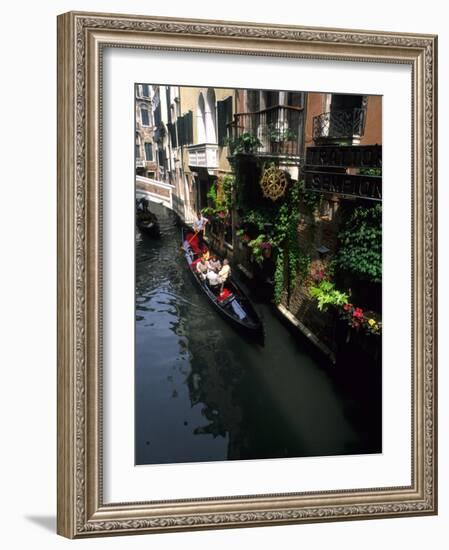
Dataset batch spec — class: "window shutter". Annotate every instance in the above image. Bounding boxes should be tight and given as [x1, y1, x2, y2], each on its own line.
[144, 142, 153, 161]
[217, 100, 226, 146]
[177, 116, 185, 146]
[154, 104, 161, 126]
[167, 122, 177, 148]
[185, 111, 193, 145]
[217, 97, 233, 145]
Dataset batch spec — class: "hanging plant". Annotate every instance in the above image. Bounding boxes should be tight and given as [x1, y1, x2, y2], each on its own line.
[225, 132, 261, 155]
[248, 234, 273, 265]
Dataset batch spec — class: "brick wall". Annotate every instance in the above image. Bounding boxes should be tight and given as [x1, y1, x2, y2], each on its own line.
[281, 196, 348, 351]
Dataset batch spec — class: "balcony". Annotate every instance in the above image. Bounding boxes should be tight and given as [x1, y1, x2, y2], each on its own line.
[187, 143, 219, 170]
[313, 108, 366, 142]
[229, 105, 304, 160]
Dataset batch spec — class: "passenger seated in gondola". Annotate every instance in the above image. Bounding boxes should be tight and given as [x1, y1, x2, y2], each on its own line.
[208, 254, 221, 272]
[218, 259, 231, 290]
[182, 238, 192, 253]
[196, 258, 208, 281]
[206, 267, 220, 290]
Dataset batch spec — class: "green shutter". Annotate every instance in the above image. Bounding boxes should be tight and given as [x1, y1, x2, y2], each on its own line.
[167, 122, 177, 148]
[144, 142, 153, 161]
[176, 113, 193, 146]
[176, 116, 184, 146]
[217, 100, 226, 145]
[186, 111, 193, 145]
[217, 97, 233, 146]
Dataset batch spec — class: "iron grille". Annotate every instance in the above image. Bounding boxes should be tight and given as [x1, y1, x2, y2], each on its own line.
[229, 105, 304, 158]
[313, 108, 366, 141]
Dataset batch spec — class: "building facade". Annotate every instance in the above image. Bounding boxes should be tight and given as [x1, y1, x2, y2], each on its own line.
[135, 85, 382, 361]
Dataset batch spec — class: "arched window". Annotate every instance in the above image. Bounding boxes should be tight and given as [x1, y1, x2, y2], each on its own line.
[205, 88, 217, 143]
[197, 93, 207, 144]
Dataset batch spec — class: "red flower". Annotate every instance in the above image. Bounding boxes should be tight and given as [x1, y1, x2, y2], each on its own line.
[353, 307, 364, 319]
[343, 303, 352, 311]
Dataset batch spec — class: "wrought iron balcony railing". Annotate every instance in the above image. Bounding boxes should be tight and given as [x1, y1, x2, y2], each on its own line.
[313, 108, 366, 141]
[229, 105, 304, 158]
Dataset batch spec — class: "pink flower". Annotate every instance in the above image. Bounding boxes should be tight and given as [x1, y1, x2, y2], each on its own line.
[353, 308, 364, 319]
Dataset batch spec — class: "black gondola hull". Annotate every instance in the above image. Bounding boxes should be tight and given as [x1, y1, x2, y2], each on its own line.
[136, 214, 160, 237]
[182, 230, 264, 344]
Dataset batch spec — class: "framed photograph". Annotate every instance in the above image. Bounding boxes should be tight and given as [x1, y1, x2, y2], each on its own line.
[57, 11, 438, 538]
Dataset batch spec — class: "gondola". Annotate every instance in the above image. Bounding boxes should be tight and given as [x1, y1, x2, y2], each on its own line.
[182, 229, 264, 344]
[136, 200, 160, 237]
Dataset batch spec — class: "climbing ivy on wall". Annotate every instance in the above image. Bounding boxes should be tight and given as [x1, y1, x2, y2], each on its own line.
[222, 174, 234, 211]
[274, 251, 285, 304]
[270, 181, 309, 304]
[335, 204, 382, 283]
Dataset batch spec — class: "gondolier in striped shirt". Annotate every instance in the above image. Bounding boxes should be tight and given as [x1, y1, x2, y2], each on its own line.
[193, 212, 208, 245]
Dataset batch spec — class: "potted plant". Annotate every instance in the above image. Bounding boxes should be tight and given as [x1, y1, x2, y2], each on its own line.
[267, 123, 297, 154]
[226, 132, 262, 155]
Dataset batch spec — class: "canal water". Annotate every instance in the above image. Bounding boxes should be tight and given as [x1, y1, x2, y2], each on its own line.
[136, 203, 379, 465]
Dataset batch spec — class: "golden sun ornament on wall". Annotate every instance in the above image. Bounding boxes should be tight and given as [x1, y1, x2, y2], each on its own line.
[260, 165, 289, 201]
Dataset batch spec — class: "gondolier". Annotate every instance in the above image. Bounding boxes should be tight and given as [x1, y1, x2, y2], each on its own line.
[193, 212, 208, 244]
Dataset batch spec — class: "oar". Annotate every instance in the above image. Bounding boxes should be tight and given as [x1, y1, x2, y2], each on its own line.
[179, 230, 199, 251]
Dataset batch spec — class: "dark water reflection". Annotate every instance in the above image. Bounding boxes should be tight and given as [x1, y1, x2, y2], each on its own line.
[135, 203, 376, 465]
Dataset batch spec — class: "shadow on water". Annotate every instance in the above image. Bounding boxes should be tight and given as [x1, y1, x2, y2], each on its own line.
[135, 203, 381, 465]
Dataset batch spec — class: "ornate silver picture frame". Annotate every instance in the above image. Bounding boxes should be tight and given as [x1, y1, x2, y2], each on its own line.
[57, 11, 437, 538]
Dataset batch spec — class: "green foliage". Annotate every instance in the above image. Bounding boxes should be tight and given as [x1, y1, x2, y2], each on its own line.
[241, 208, 276, 232]
[207, 182, 217, 205]
[248, 234, 267, 265]
[309, 280, 349, 311]
[200, 206, 215, 217]
[204, 178, 234, 219]
[296, 180, 321, 213]
[222, 174, 234, 210]
[298, 253, 311, 280]
[274, 251, 285, 304]
[359, 167, 382, 176]
[270, 181, 310, 303]
[302, 191, 321, 213]
[226, 132, 262, 154]
[231, 168, 311, 304]
[335, 204, 382, 283]
[267, 124, 297, 142]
